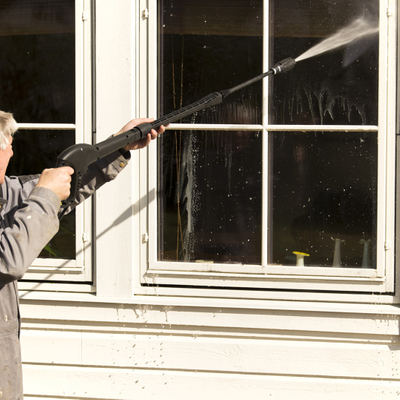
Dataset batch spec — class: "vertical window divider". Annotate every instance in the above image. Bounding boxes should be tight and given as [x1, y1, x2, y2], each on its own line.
[382, 0, 397, 290]
[262, 0, 270, 268]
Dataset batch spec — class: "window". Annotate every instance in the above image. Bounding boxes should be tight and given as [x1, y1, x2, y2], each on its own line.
[0, 0, 93, 286]
[140, 0, 396, 296]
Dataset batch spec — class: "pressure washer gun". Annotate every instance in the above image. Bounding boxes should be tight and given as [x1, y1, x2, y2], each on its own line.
[56, 57, 296, 208]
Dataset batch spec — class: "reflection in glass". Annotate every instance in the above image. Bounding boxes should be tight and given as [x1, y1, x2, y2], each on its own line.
[0, 0, 75, 123]
[158, 0, 264, 264]
[270, 0, 379, 125]
[270, 131, 377, 268]
[159, 0, 263, 124]
[8, 130, 76, 259]
[158, 130, 262, 264]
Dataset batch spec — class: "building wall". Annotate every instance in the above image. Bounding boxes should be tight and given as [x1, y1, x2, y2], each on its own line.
[20, 297, 400, 400]
[19, 2, 400, 399]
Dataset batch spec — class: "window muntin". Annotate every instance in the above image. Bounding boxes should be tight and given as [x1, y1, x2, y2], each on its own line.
[143, 0, 393, 294]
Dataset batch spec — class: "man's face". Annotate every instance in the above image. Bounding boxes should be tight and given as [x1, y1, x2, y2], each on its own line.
[0, 136, 13, 185]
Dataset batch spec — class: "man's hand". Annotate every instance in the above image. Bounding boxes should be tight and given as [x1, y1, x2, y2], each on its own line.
[35, 167, 74, 201]
[114, 118, 166, 151]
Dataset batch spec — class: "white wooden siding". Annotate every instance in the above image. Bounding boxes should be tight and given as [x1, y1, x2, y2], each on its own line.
[20, 299, 400, 400]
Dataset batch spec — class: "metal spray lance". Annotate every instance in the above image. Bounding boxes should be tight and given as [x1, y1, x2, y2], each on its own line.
[56, 58, 296, 208]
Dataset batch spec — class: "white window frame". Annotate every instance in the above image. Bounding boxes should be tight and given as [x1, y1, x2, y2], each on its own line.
[137, 0, 398, 300]
[19, 0, 93, 290]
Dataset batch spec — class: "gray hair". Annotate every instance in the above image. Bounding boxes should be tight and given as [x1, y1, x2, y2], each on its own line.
[0, 111, 17, 150]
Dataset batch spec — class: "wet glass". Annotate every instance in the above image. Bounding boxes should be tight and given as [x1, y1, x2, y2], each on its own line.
[7, 130, 76, 259]
[0, 0, 75, 123]
[270, 131, 377, 268]
[269, 0, 379, 125]
[158, 0, 264, 264]
[159, 0, 263, 124]
[158, 0, 380, 269]
[159, 130, 262, 264]
[269, 0, 379, 269]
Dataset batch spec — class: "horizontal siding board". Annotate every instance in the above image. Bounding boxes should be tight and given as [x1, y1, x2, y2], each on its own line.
[21, 330, 400, 380]
[23, 365, 400, 400]
[19, 301, 400, 337]
[20, 301, 400, 399]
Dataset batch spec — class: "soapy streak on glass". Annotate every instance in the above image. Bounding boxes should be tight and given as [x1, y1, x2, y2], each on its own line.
[158, 0, 263, 264]
[270, 7, 379, 126]
[159, 129, 262, 264]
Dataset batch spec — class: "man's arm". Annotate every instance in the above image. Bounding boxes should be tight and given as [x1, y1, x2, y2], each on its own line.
[0, 118, 164, 284]
[0, 185, 61, 285]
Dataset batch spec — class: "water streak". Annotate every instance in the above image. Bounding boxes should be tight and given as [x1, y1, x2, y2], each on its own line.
[296, 17, 379, 62]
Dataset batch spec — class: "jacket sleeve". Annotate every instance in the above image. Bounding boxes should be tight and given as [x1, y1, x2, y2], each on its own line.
[0, 186, 60, 285]
[62, 150, 130, 215]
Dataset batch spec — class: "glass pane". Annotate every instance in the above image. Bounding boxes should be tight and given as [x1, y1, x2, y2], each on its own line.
[158, 130, 262, 264]
[0, 0, 75, 123]
[158, 0, 264, 265]
[270, 0, 379, 125]
[270, 131, 377, 268]
[8, 130, 76, 259]
[159, 0, 263, 124]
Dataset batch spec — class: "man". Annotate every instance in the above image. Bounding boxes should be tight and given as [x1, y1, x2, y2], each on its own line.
[0, 111, 165, 399]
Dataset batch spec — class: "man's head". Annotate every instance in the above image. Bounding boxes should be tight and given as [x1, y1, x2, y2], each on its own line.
[0, 112, 17, 150]
[0, 111, 17, 184]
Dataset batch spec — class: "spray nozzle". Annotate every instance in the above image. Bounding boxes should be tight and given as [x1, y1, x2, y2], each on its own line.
[219, 57, 296, 99]
[271, 57, 296, 74]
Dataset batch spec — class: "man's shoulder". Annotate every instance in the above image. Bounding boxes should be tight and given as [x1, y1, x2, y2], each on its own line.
[16, 174, 40, 184]
[4, 175, 40, 199]
[6, 174, 40, 186]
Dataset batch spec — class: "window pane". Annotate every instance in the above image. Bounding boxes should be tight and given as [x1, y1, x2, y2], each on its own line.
[270, 131, 377, 268]
[158, 130, 262, 264]
[159, 0, 263, 124]
[0, 0, 75, 123]
[158, 0, 264, 264]
[270, 0, 379, 125]
[8, 130, 76, 259]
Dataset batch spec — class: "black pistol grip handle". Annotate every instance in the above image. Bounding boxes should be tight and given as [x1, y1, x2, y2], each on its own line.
[56, 156, 82, 209]
[56, 143, 97, 209]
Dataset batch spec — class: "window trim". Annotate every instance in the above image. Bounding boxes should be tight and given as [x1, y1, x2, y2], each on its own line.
[20, 0, 93, 284]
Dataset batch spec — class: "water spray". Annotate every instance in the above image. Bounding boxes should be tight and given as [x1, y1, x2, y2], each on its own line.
[57, 57, 296, 208]
[296, 17, 379, 62]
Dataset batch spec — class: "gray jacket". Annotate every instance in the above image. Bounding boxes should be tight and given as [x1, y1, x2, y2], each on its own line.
[0, 150, 129, 399]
